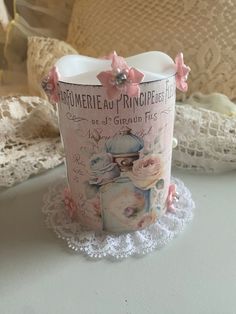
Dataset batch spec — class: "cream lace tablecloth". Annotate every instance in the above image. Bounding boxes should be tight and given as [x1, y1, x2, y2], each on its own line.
[0, 96, 63, 187]
[173, 104, 236, 173]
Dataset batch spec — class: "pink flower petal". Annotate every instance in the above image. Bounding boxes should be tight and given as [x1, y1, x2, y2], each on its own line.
[52, 66, 58, 83]
[175, 53, 183, 69]
[175, 52, 190, 93]
[169, 184, 176, 194]
[111, 54, 129, 71]
[107, 85, 121, 100]
[51, 92, 59, 103]
[181, 65, 191, 79]
[167, 184, 177, 212]
[176, 78, 188, 92]
[126, 84, 140, 97]
[128, 67, 144, 84]
[43, 66, 59, 102]
[97, 71, 113, 87]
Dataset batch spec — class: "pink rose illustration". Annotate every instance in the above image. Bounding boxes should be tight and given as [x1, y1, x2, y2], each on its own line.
[128, 155, 162, 190]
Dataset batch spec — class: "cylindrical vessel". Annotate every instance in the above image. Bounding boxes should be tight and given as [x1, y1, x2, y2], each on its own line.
[56, 52, 176, 232]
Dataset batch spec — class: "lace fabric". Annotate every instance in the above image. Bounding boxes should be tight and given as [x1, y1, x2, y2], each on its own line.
[0, 96, 63, 188]
[173, 103, 236, 173]
[42, 176, 195, 259]
[67, 0, 236, 100]
[27, 36, 77, 97]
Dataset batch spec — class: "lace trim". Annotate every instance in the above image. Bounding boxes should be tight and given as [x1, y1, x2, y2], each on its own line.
[42, 176, 195, 259]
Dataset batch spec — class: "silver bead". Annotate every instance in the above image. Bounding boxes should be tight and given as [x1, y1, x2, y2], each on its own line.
[115, 72, 127, 85]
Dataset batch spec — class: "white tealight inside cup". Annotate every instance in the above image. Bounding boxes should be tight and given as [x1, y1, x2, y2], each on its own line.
[56, 51, 176, 85]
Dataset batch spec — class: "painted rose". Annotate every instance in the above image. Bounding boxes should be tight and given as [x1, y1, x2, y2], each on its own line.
[128, 155, 162, 190]
[89, 152, 120, 185]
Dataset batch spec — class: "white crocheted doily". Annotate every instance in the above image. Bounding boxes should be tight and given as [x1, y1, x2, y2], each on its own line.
[42, 177, 195, 259]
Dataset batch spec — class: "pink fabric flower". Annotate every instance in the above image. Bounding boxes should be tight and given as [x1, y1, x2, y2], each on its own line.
[128, 155, 162, 190]
[97, 51, 144, 100]
[64, 188, 77, 219]
[175, 52, 191, 92]
[41, 66, 59, 102]
[166, 184, 178, 212]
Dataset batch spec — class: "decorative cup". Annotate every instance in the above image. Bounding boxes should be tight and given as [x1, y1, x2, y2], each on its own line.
[46, 51, 189, 233]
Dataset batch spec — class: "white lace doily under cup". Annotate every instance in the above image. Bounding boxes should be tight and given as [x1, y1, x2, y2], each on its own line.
[42, 177, 195, 259]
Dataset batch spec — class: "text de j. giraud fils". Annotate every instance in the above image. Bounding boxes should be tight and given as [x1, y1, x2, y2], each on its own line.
[59, 80, 175, 126]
